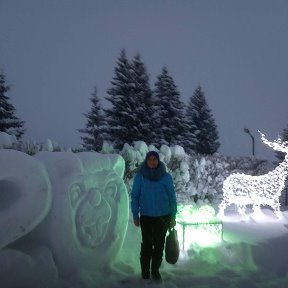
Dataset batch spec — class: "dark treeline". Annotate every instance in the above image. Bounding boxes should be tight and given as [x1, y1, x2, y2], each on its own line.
[79, 49, 220, 155]
[0, 73, 25, 139]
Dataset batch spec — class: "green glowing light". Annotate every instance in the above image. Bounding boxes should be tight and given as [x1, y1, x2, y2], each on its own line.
[176, 204, 217, 224]
[176, 204, 222, 249]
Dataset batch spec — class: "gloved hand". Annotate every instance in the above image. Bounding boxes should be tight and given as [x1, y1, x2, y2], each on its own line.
[133, 218, 140, 227]
[170, 217, 176, 228]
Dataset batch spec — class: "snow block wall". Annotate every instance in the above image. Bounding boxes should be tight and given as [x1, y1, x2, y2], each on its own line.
[0, 150, 129, 287]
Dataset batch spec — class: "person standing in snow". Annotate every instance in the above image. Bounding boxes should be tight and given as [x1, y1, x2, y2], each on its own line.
[131, 151, 177, 281]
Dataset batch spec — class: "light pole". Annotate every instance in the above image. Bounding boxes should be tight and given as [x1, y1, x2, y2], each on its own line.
[244, 127, 255, 156]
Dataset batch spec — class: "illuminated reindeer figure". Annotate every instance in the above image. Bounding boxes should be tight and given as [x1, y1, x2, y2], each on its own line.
[218, 132, 288, 218]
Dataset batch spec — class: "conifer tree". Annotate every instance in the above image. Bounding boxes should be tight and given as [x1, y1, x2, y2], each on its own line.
[185, 85, 220, 154]
[105, 50, 154, 149]
[153, 66, 186, 147]
[130, 53, 155, 144]
[105, 49, 135, 149]
[275, 125, 288, 162]
[0, 72, 25, 139]
[78, 87, 105, 151]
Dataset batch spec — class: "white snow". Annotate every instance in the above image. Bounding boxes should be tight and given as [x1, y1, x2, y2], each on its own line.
[0, 149, 52, 250]
[0, 132, 17, 149]
[117, 209, 288, 288]
[0, 149, 288, 288]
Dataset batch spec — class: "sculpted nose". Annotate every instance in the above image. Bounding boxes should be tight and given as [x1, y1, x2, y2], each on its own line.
[87, 188, 102, 207]
[79, 193, 111, 227]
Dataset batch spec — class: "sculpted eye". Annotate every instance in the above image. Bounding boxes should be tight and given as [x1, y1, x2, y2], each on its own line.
[88, 188, 101, 207]
[105, 183, 117, 199]
[70, 184, 82, 208]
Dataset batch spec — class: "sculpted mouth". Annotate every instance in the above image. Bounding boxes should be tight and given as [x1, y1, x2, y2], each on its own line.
[76, 199, 111, 248]
[81, 217, 109, 247]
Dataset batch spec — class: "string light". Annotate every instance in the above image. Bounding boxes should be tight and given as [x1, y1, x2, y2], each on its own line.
[218, 131, 288, 219]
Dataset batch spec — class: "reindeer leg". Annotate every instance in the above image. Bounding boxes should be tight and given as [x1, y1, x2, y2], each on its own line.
[273, 200, 282, 218]
[238, 205, 247, 220]
[218, 200, 228, 217]
[253, 204, 261, 215]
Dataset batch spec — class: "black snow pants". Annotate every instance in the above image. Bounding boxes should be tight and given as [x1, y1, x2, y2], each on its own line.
[139, 215, 171, 277]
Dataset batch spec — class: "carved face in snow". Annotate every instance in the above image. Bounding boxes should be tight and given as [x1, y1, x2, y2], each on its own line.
[33, 152, 129, 278]
[71, 170, 125, 248]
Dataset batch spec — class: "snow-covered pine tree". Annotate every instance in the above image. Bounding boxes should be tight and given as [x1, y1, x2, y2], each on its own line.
[78, 87, 105, 151]
[275, 125, 288, 162]
[130, 53, 155, 145]
[153, 66, 186, 147]
[0, 72, 25, 139]
[105, 49, 135, 149]
[185, 85, 220, 155]
[105, 50, 154, 149]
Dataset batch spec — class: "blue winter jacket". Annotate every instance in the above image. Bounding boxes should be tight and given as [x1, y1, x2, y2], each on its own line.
[131, 162, 177, 220]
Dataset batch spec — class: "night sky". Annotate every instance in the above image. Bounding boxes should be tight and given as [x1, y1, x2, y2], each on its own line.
[0, 0, 287, 161]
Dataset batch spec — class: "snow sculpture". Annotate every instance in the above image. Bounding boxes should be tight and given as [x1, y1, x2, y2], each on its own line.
[31, 151, 129, 282]
[218, 132, 288, 218]
[0, 247, 59, 288]
[0, 149, 52, 249]
[0, 150, 53, 287]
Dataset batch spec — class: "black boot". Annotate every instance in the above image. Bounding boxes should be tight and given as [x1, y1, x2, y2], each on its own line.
[151, 259, 162, 282]
[140, 257, 150, 280]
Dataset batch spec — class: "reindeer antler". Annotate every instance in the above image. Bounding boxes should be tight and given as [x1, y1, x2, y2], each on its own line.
[258, 130, 288, 153]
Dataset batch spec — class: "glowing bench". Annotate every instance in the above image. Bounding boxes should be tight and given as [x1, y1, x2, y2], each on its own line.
[175, 205, 223, 249]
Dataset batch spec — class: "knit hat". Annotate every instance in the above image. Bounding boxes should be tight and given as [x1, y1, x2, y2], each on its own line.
[145, 151, 160, 162]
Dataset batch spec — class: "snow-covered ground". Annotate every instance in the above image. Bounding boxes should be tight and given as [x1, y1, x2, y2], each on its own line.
[116, 209, 288, 288]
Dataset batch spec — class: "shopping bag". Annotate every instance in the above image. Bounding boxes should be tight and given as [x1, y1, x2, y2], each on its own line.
[165, 227, 180, 264]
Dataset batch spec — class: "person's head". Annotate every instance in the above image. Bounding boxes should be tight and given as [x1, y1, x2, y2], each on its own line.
[145, 151, 160, 169]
